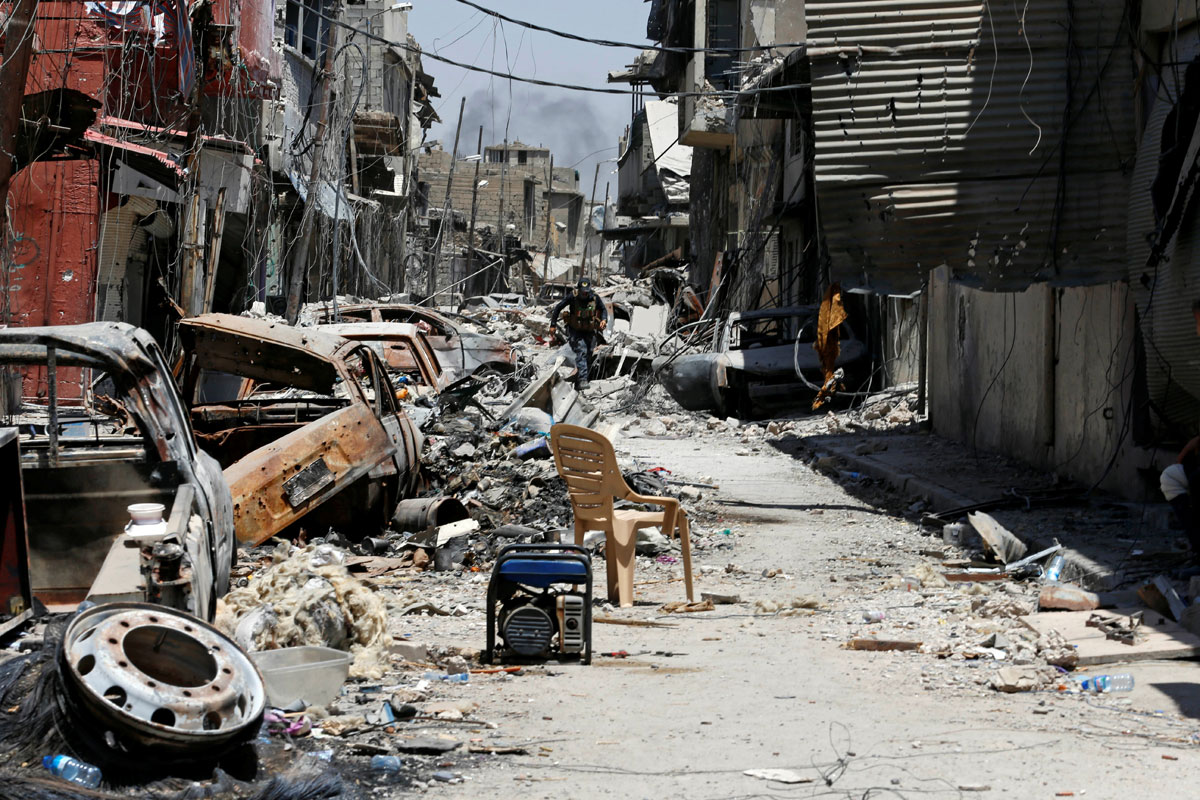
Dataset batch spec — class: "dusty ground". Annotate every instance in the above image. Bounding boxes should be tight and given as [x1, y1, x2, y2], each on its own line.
[345, 418, 1200, 800]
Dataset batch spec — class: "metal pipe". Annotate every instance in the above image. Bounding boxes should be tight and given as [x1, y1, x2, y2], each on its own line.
[428, 96, 467, 303]
[466, 126, 484, 294]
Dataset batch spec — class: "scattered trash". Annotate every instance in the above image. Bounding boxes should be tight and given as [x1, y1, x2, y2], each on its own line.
[217, 543, 394, 679]
[43, 754, 102, 789]
[1042, 554, 1066, 582]
[423, 672, 470, 683]
[1075, 673, 1135, 693]
[252, 646, 351, 708]
[370, 754, 404, 772]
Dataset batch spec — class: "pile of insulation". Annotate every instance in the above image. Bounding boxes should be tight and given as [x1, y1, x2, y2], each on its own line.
[217, 544, 392, 679]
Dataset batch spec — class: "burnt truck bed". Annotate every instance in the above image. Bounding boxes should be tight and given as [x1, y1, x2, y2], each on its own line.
[0, 323, 235, 621]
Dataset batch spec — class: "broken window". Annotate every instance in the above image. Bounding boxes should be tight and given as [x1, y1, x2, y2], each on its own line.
[518, 151, 528, 165]
[487, 149, 505, 163]
[705, 0, 738, 90]
[284, 0, 332, 61]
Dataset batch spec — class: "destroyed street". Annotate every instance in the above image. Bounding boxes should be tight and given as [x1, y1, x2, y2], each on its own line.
[3, 1, 1200, 799]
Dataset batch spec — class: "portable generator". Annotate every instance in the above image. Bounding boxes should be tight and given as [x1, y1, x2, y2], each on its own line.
[483, 543, 592, 665]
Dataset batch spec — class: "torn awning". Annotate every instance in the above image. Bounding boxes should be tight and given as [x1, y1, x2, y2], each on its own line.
[645, 99, 692, 183]
[287, 172, 354, 222]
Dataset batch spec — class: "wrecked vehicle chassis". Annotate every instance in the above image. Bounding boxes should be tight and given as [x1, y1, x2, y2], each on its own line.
[179, 314, 423, 546]
[0, 323, 234, 621]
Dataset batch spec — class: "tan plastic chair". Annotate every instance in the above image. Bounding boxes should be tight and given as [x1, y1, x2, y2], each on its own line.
[550, 423, 694, 607]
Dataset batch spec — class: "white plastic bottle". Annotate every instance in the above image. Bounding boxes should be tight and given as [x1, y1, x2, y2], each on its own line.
[43, 755, 102, 789]
[1078, 674, 1134, 693]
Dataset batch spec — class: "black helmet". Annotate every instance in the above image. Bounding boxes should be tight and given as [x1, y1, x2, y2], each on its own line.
[576, 277, 593, 291]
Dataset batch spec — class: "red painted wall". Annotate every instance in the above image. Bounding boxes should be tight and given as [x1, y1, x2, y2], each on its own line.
[8, 160, 100, 402]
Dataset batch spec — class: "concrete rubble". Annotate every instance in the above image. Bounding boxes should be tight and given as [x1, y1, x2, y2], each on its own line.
[0, 281, 1198, 795]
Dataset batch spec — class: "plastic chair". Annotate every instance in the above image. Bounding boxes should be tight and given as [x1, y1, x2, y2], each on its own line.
[550, 423, 694, 607]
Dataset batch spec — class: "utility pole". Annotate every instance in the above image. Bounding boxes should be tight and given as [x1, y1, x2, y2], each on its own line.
[285, 7, 341, 324]
[428, 96, 465, 304]
[578, 162, 601, 283]
[466, 126, 483, 296]
[0, 0, 40, 329]
[599, 180, 610, 280]
[541, 155, 554, 284]
[494, 138, 509, 292]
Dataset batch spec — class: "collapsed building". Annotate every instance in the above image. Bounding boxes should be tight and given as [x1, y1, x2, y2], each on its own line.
[415, 141, 595, 299]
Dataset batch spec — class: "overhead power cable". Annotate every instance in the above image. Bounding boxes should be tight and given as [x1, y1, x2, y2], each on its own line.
[446, 0, 809, 54]
[311, 5, 810, 98]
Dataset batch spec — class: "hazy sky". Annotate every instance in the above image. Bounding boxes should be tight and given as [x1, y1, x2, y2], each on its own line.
[406, 0, 650, 200]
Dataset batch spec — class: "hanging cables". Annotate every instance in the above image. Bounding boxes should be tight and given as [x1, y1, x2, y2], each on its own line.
[444, 0, 809, 55]
[300, 4, 810, 99]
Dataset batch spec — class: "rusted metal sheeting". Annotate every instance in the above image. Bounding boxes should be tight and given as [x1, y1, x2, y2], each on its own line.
[806, 0, 1135, 294]
[224, 402, 395, 545]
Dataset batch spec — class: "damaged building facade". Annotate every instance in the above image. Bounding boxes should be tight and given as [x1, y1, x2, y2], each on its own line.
[610, 0, 814, 315]
[416, 141, 588, 297]
[0, 0, 440, 346]
[613, 0, 1200, 499]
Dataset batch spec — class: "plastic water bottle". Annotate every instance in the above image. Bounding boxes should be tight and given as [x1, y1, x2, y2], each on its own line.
[43, 755, 102, 789]
[1077, 674, 1134, 693]
[371, 755, 403, 772]
[1043, 555, 1066, 582]
[422, 671, 469, 683]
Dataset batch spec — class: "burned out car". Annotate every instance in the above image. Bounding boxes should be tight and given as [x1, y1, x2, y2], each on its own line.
[306, 303, 517, 383]
[320, 322, 451, 398]
[655, 307, 869, 418]
[0, 323, 234, 621]
[177, 315, 423, 546]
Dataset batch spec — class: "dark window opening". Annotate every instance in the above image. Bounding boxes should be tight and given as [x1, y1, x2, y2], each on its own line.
[705, 0, 738, 91]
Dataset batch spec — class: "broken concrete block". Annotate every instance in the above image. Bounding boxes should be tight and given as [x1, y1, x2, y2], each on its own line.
[968, 512, 1028, 563]
[1039, 584, 1100, 611]
[989, 666, 1053, 693]
[391, 641, 430, 663]
[635, 527, 670, 555]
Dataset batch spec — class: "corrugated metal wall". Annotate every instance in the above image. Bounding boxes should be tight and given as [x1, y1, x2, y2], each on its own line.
[1126, 28, 1200, 435]
[806, 0, 1136, 294]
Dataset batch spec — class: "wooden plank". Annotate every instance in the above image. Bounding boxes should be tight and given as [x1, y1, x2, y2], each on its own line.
[1020, 607, 1200, 666]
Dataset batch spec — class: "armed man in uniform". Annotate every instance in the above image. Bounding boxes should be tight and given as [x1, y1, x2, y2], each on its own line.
[549, 277, 608, 390]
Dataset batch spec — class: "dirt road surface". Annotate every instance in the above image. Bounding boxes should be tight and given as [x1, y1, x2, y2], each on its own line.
[399, 426, 1200, 799]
